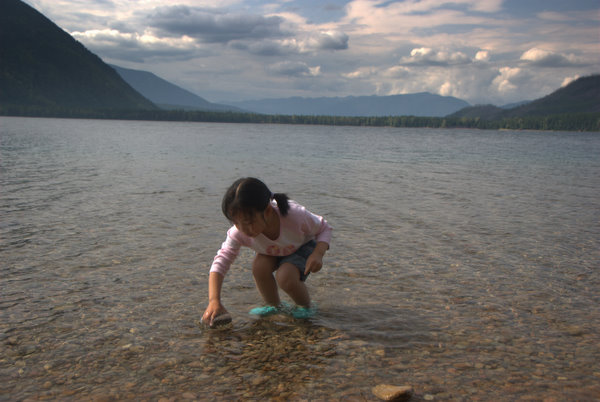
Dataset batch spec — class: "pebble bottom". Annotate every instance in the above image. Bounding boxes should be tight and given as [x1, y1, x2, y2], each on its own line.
[1, 307, 599, 401]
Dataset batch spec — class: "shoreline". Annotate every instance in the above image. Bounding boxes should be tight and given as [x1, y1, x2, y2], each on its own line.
[2, 109, 599, 132]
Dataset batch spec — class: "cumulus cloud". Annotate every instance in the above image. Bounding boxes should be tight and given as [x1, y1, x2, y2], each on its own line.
[520, 48, 583, 68]
[234, 30, 348, 56]
[147, 5, 288, 43]
[231, 40, 294, 56]
[382, 65, 412, 79]
[439, 81, 456, 97]
[561, 75, 580, 87]
[344, 67, 379, 79]
[143, 6, 349, 57]
[71, 28, 197, 62]
[492, 67, 529, 94]
[302, 31, 349, 51]
[268, 61, 321, 77]
[474, 50, 490, 62]
[400, 47, 470, 66]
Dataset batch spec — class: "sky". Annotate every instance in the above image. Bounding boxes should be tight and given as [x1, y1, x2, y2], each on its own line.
[24, 0, 600, 105]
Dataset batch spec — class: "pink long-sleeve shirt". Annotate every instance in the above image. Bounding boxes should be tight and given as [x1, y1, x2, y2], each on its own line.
[210, 200, 332, 276]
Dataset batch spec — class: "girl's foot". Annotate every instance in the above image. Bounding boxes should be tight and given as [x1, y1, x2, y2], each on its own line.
[291, 304, 317, 319]
[249, 305, 279, 316]
[249, 302, 293, 317]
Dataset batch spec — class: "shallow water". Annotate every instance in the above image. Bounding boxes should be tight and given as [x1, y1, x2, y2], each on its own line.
[1, 117, 599, 400]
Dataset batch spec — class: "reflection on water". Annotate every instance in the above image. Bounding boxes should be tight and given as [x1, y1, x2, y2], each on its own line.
[1, 117, 599, 400]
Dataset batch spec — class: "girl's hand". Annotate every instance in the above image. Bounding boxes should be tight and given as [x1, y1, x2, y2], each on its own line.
[202, 300, 228, 327]
[304, 251, 323, 275]
[304, 241, 328, 275]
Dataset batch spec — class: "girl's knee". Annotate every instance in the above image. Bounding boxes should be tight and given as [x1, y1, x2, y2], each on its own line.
[252, 255, 276, 278]
[275, 264, 301, 291]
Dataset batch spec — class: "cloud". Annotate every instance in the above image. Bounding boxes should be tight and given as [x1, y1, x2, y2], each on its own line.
[561, 75, 580, 87]
[23, 0, 600, 105]
[267, 61, 321, 77]
[474, 50, 490, 62]
[537, 10, 594, 22]
[381, 66, 413, 80]
[71, 28, 198, 62]
[147, 5, 289, 43]
[232, 40, 293, 56]
[466, 0, 503, 13]
[342, 0, 501, 40]
[346, 0, 503, 16]
[400, 47, 471, 66]
[439, 81, 456, 97]
[232, 30, 348, 56]
[520, 48, 584, 68]
[303, 30, 349, 51]
[345, 67, 379, 79]
[142, 6, 349, 58]
[492, 67, 529, 94]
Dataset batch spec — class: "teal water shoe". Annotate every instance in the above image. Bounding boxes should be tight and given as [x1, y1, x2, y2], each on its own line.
[291, 304, 317, 319]
[249, 305, 279, 316]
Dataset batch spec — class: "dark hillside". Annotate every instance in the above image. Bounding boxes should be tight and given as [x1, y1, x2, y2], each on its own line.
[449, 75, 600, 119]
[447, 104, 504, 119]
[504, 74, 600, 117]
[0, 0, 156, 111]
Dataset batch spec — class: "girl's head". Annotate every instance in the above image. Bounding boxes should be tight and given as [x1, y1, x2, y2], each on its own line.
[222, 177, 289, 225]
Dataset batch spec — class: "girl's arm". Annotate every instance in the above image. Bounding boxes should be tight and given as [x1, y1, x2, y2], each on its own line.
[210, 228, 243, 276]
[297, 202, 332, 246]
[204, 228, 244, 326]
[203, 271, 228, 326]
[295, 202, 332, 275]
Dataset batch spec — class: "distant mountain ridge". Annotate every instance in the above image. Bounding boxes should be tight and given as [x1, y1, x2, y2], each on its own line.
[228, 93, 471, 117]
[0, 0, 156, 111]
[110, 65, 242, 112]
[109, 63, 474, 116]
[449, 75, 600, 119]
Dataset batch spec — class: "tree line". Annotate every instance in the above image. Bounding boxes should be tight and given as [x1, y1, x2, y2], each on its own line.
[1, 104, 599, 132]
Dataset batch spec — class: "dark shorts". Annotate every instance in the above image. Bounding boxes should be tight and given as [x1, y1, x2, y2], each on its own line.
[275, 240, 316, 282]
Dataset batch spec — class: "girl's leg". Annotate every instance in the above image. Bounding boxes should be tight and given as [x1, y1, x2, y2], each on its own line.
[275, 263, 310, 307]
[252, 254, 280, 306]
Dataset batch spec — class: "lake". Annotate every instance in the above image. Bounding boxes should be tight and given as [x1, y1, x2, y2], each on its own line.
[1, 116, 599, 400]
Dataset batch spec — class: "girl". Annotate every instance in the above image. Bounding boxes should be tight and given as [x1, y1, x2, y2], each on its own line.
[202, 177, 332, 327]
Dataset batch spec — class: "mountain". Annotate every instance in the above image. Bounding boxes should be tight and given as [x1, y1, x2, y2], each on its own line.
[111, 65, 469, 116]
[0, 0, 156, 112]
[504, 75, 599, 117]
[228, 93, 470, 117]
[110, 65, 242, 112]
[447, 104, 504, 119]
[501, 100, 531, 109]
[449, 75, 600, 119]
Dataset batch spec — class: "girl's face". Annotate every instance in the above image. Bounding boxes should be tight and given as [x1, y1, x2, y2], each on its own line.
[233, 210, 267, 237]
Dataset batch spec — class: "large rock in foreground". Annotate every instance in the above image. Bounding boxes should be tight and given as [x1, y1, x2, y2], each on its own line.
[372, 384, 413, 401]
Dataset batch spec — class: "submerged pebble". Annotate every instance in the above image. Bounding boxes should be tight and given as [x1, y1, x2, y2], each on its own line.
[372, 384, 413, 401]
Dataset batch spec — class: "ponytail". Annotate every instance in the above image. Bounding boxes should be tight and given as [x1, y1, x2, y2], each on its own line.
[272, 192, 290, 217]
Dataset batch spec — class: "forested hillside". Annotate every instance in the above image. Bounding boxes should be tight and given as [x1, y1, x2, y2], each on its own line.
[0, 0, 156, 112]
[449, 75, 600, 120]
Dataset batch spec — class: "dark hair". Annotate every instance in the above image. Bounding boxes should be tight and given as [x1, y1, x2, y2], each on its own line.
[222, 177, 290, 221]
